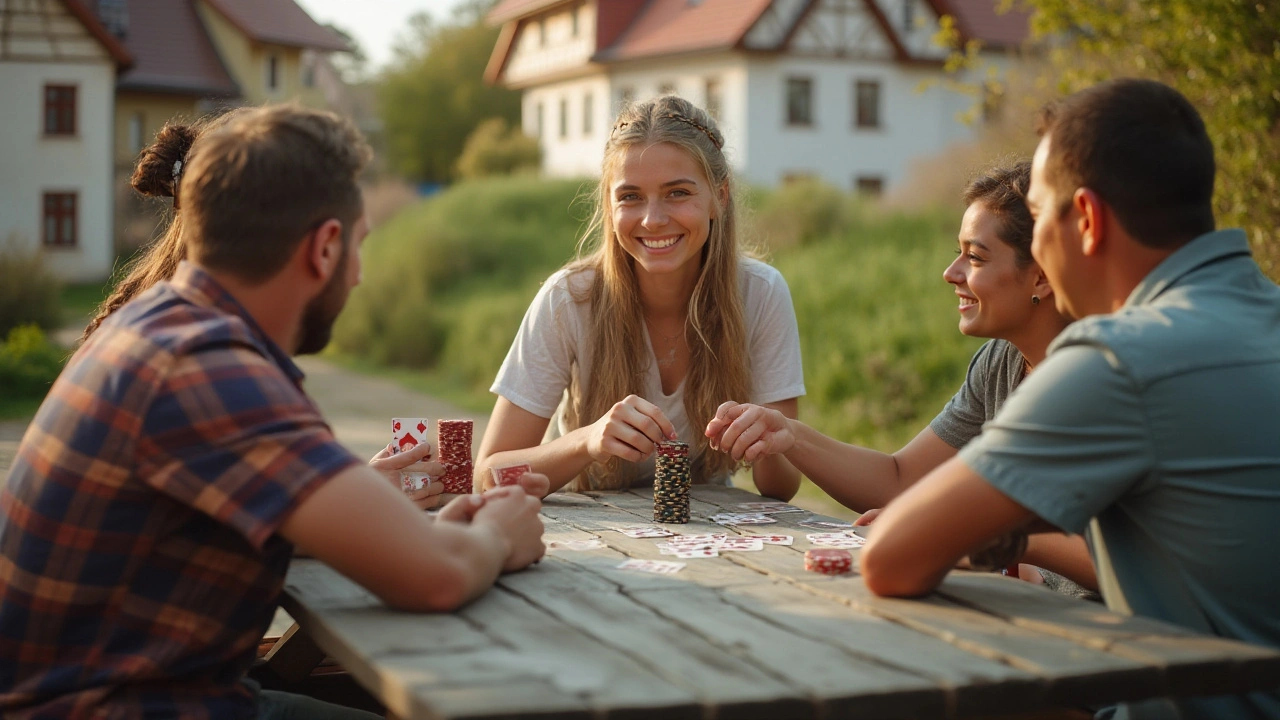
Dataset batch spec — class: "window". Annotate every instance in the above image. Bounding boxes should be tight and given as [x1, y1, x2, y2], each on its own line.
[538, 19, 546, 47]
[855, 176, 884, 197]
[559, 98, 568, 138]
[902, 0, 915, 30]
[855, 80, 881, 129]
[43, 85, 76, 136]
[128, 111, 144, 154]
[302, 55, 316, 88]
[658, 82, 677, 96]
[266, 54, 280, 92]
[535, 102, 544, 138]
[583, 91, 593, 136]
[704, 77, 722, 121]
[571, 4, 580, 37]
[97, 0, 128, 36]
[786, 77, 813, 126]
[42, 192, 78, 248]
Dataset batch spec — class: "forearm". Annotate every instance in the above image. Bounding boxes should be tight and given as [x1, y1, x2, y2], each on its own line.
[1023, 533, 1098, 591]
[750, 451, 800, 501]
[785, 421, 905, 511]
[477, 427, 594, 494]
[386, 521, 510, 611]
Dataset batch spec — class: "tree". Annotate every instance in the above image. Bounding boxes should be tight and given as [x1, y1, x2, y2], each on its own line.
[377, 1, 522, 183]
[455, 118, 541, 180]
[324, 22, 369, 84]
[1019, 0, 1280, 275]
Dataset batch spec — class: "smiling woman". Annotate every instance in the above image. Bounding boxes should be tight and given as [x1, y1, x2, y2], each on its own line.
[474, 96, 805, 500]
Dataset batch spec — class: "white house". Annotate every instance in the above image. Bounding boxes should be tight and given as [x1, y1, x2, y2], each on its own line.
[0, 0, 132, 282]
[485, 0, 1029, 193]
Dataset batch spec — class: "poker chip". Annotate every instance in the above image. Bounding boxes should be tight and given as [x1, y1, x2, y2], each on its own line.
[653, 440, 690, 524]
[437, 419, 474, 494]
[804, 548, 853, 575]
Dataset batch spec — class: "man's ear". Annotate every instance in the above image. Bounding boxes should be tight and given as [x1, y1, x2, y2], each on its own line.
[1074, 188, 1106, 257]
[305, 219, 345, 281]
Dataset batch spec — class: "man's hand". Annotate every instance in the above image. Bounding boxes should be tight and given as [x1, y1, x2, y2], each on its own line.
[369, 441, 447, 510]
[472, 488, 546, 572]
[705, 401, 796, 462]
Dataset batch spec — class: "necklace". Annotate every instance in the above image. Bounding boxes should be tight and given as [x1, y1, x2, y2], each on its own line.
[654, 329, 683, 369]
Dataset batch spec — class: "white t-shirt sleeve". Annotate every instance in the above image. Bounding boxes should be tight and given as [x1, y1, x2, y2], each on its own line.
[490, 270, 580, 418]
[743, 260, 806, 405]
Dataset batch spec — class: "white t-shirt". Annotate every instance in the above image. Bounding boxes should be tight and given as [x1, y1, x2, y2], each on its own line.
[491, 257, 806, 484]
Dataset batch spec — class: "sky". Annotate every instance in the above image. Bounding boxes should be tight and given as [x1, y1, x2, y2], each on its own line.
[295, 0, 469, 72]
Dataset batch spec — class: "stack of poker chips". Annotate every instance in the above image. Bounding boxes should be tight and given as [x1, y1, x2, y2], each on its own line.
[437, 419, 474, 494]
[804, 548, 853, 575]
[653, 440, 691, 524]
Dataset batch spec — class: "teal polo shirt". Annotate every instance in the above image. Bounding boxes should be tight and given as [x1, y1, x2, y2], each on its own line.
[959, 229, 1280, 719]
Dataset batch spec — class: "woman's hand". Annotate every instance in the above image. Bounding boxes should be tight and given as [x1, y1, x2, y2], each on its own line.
[705, 401, 796, 462]
[368, 441, 447, 510]
[853, 507, 882, 527]
[585, 395, 677, 463]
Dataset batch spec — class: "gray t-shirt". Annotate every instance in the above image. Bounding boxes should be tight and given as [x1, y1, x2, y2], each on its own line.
[929, 339, 1026, 449]
[491, 258, 806, 486]
[960, 230, 1280, 720]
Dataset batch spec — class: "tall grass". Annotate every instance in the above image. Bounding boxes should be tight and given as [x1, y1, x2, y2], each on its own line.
[336, 176, 980, 458]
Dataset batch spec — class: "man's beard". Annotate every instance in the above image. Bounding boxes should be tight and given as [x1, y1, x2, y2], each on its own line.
[296, 244, 349, 356]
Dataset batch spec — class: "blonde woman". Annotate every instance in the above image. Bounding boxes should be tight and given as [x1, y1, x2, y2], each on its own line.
[476, 96, 804, 498]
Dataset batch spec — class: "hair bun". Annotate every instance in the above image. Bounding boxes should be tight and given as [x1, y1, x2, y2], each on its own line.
[131, 122, 199, 199]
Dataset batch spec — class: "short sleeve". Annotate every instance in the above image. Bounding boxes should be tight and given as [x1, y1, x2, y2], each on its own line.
[930, 341, 996, 449]
[744, 263, 806, 405]
[136, 345, 362, 549]
[959, 344, 1154, 534]
[490, 272, 579, 418]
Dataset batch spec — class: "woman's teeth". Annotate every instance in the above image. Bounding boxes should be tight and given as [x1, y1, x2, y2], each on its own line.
[641, 236, 679, 249]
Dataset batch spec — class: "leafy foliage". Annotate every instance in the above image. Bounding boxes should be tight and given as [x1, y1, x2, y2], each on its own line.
[0, 325, 65, 400]
[1018, 0, 1280, 274]
[377, 2, 522, 183]
[0, 238, 61, 338]
[455, 118, 542, 180]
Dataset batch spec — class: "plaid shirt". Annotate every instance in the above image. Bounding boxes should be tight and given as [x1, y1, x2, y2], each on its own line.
[0, 263, 362, 719]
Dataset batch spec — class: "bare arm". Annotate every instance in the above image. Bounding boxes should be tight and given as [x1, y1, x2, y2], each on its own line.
[280, 465, 544, 611]
[706, 403, 957, 512]
[860, 455, 1037, 597]
[1024, 533, 1098, 591]
[748, 398, 801, 501]
[475, 395, 677, 495]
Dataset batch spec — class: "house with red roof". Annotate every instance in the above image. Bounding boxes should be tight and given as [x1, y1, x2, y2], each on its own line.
[0, 0, 133, 282]
[485, 0, 1029, 192]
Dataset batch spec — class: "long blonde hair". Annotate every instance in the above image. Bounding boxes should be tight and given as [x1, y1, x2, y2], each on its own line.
[563, 95, 751, 490]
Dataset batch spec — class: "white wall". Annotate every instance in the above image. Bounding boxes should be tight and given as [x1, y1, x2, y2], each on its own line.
[523, 73, 612, 177]
[742, 55, 975, 191]
[0, 61, 116, 282]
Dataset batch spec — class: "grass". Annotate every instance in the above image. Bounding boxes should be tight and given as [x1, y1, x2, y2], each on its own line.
[0, 396, 43, 421]
[59, 281, 111, 329]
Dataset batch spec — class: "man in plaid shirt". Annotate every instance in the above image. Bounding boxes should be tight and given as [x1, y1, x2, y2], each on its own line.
[0, 105, 546, 718]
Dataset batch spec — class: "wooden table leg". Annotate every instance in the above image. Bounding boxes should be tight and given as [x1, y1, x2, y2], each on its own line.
[261, 622, 326, 685]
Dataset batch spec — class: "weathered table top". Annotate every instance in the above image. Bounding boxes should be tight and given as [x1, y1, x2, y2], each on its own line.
[281, 486, 1280, 720]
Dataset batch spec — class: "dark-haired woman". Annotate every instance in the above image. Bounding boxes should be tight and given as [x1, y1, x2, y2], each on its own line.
[706, 162, 1098, 595]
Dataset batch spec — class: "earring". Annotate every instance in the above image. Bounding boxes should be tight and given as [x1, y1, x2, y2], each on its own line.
[1032, 295, 1041, 306]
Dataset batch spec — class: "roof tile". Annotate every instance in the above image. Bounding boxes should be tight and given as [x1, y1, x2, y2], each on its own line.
[116, 0, 238, 97]
[203, 0, 349, 52]
[596, 0, 774, 62]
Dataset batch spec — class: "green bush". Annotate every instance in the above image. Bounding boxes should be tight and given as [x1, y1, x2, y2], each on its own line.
[0, 238, 62, 338]
[455, 118, 542, 180]
[0, 324, 66, 400]
[752, 179, 861, 250]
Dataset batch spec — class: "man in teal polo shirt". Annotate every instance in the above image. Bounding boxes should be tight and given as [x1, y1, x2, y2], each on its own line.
[861, 78, 1280, 719]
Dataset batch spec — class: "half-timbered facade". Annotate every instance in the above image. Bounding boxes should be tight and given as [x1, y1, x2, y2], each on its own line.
[486, 0, 1028, 191]
[0, 0, 132, 281]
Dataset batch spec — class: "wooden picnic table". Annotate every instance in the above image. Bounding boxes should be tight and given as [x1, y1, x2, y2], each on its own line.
[278, 485, 1280, 719]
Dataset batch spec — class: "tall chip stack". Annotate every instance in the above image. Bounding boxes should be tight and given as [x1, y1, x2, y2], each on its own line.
[653, 440, 691, 523]
[437, 419, 474, 494]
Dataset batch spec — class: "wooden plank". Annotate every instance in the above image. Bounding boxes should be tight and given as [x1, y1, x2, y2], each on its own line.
[498, 558, 817, 720]
[628, 585, 949, 719]
[260, 622, 325, 683]
[725, 583, 1046, 717]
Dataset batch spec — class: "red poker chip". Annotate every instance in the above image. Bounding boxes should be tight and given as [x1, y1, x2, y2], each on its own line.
[804, 548, 852, 575]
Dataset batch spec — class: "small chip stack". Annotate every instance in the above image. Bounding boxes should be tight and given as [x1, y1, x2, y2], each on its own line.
[437, 419, 474, 494]
[804, 548, 853, 575]
[653, 440, 691, 524]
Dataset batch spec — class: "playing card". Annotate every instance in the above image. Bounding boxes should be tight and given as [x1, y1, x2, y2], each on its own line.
[547, 539, 606, 551]
[391, 418, 430, 455]
[618, 526, 677, 538]
[709, 512, 777, 525]
[801, 516, 853, 528]
[656, 541, 718, 554]
[674, 547, 719, 559]
[741, 534, 794, 546]
[617, 559, 685, 574]
[807, 533, 867, 548]
[718, 537, 764, 552]
[665, 534, 725, 546]
[491, 463, 531, 487]
[734, 502, 803, 514]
